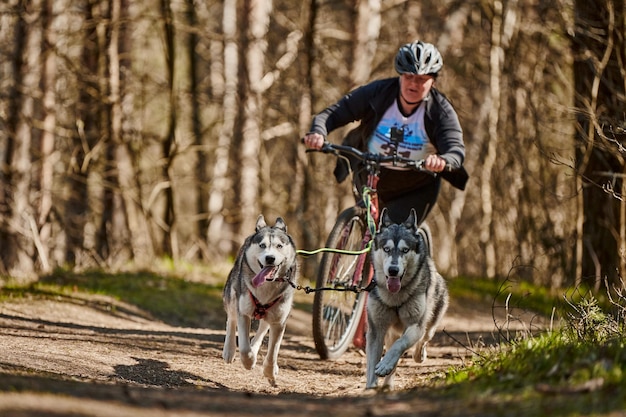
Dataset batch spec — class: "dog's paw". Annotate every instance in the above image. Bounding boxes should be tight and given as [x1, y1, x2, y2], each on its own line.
[265, 374, 277, 387]
[264, 363, 279, 385]
[364, 380, 382, 391]
[382, 374, 396, 391]
[240, 350, 257, 370]
[374, 357, 396, 377]
[222, 348, 236, 364]
[364, 383, 392, 394]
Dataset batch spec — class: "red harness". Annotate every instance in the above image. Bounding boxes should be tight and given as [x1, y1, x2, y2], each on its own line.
[249, 291, 284, 320]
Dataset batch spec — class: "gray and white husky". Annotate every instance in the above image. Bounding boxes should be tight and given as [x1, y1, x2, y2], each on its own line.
[365, 208, 449, 390]
[222, 215, 298, 386]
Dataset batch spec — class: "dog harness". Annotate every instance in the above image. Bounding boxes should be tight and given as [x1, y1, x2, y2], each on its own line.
[248, 291, 283, 320]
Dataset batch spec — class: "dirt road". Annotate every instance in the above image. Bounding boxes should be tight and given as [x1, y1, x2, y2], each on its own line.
[0, 288, 509, 416]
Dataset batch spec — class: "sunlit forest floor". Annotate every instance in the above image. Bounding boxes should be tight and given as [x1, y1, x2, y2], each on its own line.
[0, 270, 624, 416]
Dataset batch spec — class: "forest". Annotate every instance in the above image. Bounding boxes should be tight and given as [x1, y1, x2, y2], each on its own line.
[0, 0, 624, 290]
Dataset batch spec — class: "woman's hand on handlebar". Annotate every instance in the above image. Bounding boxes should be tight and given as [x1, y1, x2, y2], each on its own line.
[424, 154, 446, 173]
[302, 133, 325, 150]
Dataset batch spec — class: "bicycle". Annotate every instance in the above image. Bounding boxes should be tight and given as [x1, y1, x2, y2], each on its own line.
[307, 142, 434, 360]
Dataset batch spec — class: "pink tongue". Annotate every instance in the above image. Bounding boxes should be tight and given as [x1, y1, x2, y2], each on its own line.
[387, 277, 401, 293]
[252, 266, 276, 287]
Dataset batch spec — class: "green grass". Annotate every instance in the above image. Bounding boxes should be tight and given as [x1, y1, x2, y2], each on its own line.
[1, 268, 225, 328]
[448, 275, 574, 318]
[442, 283, 626, 416]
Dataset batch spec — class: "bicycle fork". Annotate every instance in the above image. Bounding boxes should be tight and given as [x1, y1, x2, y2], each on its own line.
[352, 231, 374, 350]
[352, 262, 372, 349]
[353, 180, 380, 350]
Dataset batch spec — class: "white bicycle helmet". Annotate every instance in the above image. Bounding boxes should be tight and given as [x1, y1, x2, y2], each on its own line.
[394, 41, 443, 75]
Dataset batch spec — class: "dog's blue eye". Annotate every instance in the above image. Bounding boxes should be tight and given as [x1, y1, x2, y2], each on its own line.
[402, 248, 409, 253]
[277, 244, 283, 249]
[260, 243, 267, 249]
[384, 247, 391, 253]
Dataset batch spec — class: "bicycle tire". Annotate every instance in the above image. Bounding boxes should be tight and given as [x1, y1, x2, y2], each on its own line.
[312, 206, 370, 360]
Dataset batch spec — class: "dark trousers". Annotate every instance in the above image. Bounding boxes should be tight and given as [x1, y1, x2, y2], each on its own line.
[379, 177, 441, 225]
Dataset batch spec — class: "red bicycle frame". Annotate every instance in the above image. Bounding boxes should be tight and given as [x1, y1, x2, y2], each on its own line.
[351, 171, 381, 349]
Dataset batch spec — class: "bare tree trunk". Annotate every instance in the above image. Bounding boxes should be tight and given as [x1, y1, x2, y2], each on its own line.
[117, 0, 149, 262]
[96, 0, 115, 262]
[479, 0, 505, 279]
[37, 0, 57, 273]
[293, 0, 318, 277]
[207, 0, 237, 255]
[5, 0, 43, 277]
[433, 6, 471, 276]
[493, 0, 518, 278]
[238, 0, 272, 236]
[0, 1, 19, 274]
[186, 0, 209, 259]
[95, 0, 137, 266]
[402, 1, 421, 41]
[0, 4, 42, 276]
[66, 0, 104, 267]
[159, 0, 178, 258]
[573, 0, 626, 288]
[434, 190, 467, 276]
[350, 0, 380, 85]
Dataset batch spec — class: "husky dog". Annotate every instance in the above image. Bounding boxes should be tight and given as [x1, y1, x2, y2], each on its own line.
[222, 215, 298, 386]
[365, 208, 449, 390]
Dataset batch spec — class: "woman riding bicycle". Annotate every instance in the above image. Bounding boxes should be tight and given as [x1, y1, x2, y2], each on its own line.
[302, 40, 469, 225]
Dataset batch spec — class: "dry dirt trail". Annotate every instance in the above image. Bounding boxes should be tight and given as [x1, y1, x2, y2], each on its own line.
[0, 286, 520, 417]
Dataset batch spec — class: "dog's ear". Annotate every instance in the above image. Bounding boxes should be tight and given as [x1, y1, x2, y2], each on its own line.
[256, 215, 267, 231]
[274, 217, 287, 232]
[404, 209, 419, 233]
[378, 208, 393, 231]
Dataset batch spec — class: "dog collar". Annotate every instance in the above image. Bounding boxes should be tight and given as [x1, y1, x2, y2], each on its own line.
[248, 291, 284, 320]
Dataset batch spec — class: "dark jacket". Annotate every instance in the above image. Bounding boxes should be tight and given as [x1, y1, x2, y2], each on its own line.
[309, 77, 469, 191]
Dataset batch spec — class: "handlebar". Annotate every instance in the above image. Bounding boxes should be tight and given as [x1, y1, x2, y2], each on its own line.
[307, 141, 433, 174]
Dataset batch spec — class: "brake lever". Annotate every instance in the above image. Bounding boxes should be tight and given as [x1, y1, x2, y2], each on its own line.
[411, 160, 438, 177]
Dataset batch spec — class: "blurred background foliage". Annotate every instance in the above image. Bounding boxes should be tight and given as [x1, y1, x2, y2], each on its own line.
[0, 0, 624, 292]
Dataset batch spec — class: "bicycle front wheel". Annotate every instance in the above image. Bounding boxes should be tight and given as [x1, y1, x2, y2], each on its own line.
[312, 206, 370, 360]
